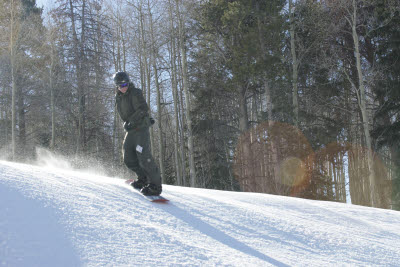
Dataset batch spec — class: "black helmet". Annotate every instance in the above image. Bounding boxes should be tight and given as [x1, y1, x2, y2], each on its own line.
[113, 71, 130, 86]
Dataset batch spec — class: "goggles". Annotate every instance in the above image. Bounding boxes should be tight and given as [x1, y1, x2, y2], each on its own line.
[118, 82, 129, 88]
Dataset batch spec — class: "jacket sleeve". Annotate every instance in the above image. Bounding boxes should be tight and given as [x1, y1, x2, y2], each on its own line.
[127, 88, 150, 125]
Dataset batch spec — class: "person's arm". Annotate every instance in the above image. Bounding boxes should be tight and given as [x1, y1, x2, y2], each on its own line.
[127, 88, 149, 125]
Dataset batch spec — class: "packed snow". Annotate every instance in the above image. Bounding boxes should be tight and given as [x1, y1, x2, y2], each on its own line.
[1, 159, 400, 266]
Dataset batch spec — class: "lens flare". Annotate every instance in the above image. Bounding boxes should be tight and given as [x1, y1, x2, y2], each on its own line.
[279, 157, 307, 187]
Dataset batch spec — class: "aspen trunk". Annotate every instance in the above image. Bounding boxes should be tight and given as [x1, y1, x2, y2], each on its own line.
[168, 0, 183, 185]
[148, 0, 165, 183]
[49, 28, 56, 150]
[176, 0, 196, 187]
[69, 0, 84, 154]
[238, 84, 255, 191]
[10, 0, 18, 160]
[137, 5, 155, 154]
[289, 0, 299, 128]
[350, 0, 378, 207]
[255, 5, 280, 189]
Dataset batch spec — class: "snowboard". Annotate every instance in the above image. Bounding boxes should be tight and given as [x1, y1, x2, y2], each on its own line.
[125, 179, 169, 203]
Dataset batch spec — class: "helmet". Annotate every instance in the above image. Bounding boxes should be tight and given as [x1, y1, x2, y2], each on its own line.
[113, 71, 130, 86]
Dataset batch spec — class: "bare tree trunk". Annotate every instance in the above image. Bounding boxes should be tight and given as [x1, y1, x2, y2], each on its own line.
[10, 0, 19, 161]
[11, 64, 16, 159]
[175, 36, 187, 186]
[348, 0, 378, 207]
[289, 0, 299, 128]
[0, 94, 5, 145]
[111, 6, 124, 164]
[238, 83, 255, 191]
[148, 0, 165, 183]
[178, 79, 187, 186]
[49, 27, 56, 150]
[137, 4, 155, 155]
[146, 63, 154, 155]
[168, 0, 182, 186]
[17, 81, 25, 151]
[339, 152, 347, 203]
[69, 0, 84, 155]
[255, 4, 280, 190]
[176, 0, 196, 187]
[138, 6, 146, 96]
[111, 14, 120, 72]
[50, 62, 55, 150]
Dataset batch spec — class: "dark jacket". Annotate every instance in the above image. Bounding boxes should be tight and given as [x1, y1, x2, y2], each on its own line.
[115, 83, 151, 131]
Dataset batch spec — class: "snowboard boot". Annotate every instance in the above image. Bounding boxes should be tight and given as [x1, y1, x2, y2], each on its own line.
[131, 177, 147, 190]
[140, 183, 162, 196]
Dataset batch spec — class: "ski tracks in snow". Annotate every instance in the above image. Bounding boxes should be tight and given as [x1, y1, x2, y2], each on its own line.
[1, 160, 400, 266]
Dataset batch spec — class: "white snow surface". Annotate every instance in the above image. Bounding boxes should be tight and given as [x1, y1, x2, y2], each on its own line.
[1, 160, 400, 266]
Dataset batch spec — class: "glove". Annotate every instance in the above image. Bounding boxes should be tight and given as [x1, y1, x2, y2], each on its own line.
[150, 117, 155, 125]
[123, 121, 134, 131]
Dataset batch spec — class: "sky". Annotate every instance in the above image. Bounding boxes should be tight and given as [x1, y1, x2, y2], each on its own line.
[36, 0, 54, 13]
[1, 155, 400, 266]
[35, 0, 49, 8]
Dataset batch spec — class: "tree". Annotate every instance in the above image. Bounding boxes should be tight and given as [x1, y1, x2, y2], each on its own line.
[289, 0, 299, 127]
[167, 0, 183, 185]
[1, 0, 44, 159]
[370, 0, 400, 209]
[51, 0, 112, 158]
[147, 0, 166, 183]
[176, 0, 197, 187]
[7, 0, 27, 160]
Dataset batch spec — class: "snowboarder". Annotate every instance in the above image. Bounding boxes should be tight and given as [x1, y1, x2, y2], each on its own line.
[114, 71, 162, 196]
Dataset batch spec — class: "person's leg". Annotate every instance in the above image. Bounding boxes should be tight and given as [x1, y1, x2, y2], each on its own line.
[135, 129, 162, 187]
[122, 132, 147, 181]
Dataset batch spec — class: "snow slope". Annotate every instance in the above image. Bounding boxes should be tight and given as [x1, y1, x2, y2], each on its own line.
[1, 160, 400, 266]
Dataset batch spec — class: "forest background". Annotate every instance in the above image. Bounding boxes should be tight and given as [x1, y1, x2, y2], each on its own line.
[1, 0, 399, 210]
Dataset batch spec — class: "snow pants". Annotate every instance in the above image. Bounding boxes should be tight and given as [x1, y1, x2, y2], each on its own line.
[122, 128, 161, 186]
